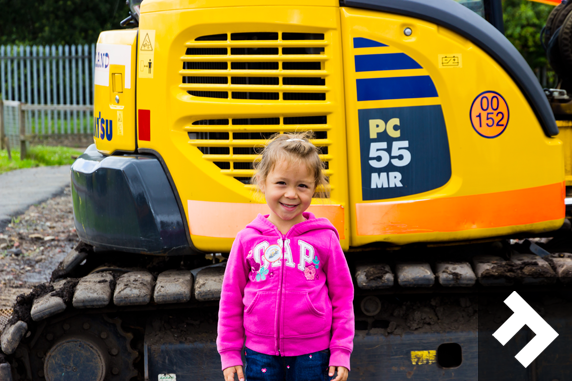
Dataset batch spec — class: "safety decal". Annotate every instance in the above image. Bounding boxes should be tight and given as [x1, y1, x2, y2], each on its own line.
[117, 110, 124, 137]
[411, 351, 436, 365]
[158, 375, 176, 381]
[438, 54, 462, 68]
[358, 105, 451, 200]
[139, 30, 155, 79]
[469, 91, 509, 138]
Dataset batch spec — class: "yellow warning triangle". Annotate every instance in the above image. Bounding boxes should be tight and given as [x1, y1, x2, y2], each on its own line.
[141, 34, 153, 51]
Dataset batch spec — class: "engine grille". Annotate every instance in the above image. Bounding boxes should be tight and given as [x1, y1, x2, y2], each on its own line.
[181, 32, 333, 194]
[186, 116, 332, 190]
[180, 32, 328, 101]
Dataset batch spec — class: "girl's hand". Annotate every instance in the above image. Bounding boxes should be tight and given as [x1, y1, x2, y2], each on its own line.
[328, 366, 349, 381]
[223, 365, 244, 381]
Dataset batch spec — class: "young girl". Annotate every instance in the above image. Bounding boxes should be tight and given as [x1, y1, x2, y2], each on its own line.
[217, 132, 354, 381]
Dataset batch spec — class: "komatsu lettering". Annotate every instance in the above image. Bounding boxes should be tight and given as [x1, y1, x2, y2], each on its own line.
[94, 112, 113, 141]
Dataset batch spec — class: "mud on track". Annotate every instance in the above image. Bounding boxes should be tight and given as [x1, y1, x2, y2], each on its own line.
[0, 186, 79, 309]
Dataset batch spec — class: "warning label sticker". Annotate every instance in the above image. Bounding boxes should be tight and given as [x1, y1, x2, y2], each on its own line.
[139, 30, 155, 79]
[141, 33, 154, 51]
[438, 54, 462, 68]
[411, 350, 436, 365]
[117, 110, 124, 137]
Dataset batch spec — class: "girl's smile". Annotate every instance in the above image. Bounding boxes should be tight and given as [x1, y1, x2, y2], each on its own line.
[259, 160, 316, 234]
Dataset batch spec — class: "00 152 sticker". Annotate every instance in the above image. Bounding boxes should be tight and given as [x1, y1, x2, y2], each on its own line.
[469, 91, 509, 139]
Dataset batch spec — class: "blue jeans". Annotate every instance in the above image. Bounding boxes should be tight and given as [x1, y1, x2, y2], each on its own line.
[244, 347, 332, 381]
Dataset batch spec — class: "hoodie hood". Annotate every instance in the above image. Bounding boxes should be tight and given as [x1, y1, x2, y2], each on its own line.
[246, 211, 340, 240]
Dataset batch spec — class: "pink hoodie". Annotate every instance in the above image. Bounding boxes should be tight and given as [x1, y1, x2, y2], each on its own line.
[217, 212, 355, 371]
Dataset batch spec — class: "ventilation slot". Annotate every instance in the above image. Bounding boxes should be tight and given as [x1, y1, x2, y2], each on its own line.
[283, 47, 325, 55]
[282, 33, 324, 40]
[231, 48, 278, 55]
[188, 91, 228, 99]
[234, 163, 254, 170]
[183, 62, 227, 70]
[283, 116, 326, 125]
[231, 62, 279, 70]
[233, 118, 280, 125]
[283, 77, 325, 86]
[192, 119, 229, 126]
[232, 92, 279, 100]
[231, 77, 279, 85]
[185, 48, 227, 55]
[233, 132, 273, 140]
[195, 34, 227, 41]
[184, 77, 228, 84]
[283, 62, 321, 71]
[231, 32, 279, 40]
[284, 93, 326, 101]
[189, 132, 229, 140]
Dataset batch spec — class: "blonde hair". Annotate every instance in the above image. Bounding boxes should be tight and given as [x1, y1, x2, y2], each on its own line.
[251, 131, 330, 199]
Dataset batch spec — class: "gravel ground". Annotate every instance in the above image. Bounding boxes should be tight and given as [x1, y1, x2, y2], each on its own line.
[0, 185, 78, 309]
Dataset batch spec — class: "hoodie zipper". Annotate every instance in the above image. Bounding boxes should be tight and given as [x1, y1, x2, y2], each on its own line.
[276, 231, 285, 356]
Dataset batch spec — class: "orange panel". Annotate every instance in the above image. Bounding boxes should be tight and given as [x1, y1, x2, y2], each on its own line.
[188, 201, 345, 239]
[355, 182, 565, 236]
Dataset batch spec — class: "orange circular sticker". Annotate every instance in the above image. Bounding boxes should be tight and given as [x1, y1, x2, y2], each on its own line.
[470, 91, 509, 138]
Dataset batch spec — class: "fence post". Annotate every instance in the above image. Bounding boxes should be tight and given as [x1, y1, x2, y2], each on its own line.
[19, 102, 27, 160]
[0, 100, 4, 150]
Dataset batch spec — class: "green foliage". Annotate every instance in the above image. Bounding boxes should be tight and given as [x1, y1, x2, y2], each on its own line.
[0, 0, 130, 45]
[502, 0, 553, 69]
[0, 145, 83, 174]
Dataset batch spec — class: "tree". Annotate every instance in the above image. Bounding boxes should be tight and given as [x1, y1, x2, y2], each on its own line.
[503, 0, 553, 70]
[0, 0, 130, 45]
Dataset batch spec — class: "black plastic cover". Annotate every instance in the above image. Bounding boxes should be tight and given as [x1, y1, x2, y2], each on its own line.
[71, 145, 192, 255]
[342, 0, 559, 137]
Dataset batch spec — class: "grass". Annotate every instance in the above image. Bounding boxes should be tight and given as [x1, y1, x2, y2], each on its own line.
[0, 145, 84, 174]
[2, 112, 94, 135]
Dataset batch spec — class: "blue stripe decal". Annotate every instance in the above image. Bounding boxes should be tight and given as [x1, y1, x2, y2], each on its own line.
[353, 37, 387, 48]
[355, 53, 422, 72]
[356, 76, 438, 101]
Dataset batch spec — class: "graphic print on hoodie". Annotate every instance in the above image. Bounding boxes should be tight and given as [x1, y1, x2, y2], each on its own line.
[216, 212, 355, 371]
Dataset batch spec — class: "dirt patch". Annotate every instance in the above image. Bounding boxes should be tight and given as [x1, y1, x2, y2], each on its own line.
[51, 278, 79, 303]
[364, 296, 478, 336]
[7, 283, 55, 326]
[481, 260, 554, 279]
[0, 186, 79, 309]
[441, 268, 462, 282]
[364, 266, 390, 281]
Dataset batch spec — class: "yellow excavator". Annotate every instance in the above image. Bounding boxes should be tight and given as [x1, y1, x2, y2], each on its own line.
[2, 0, 572, 380]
